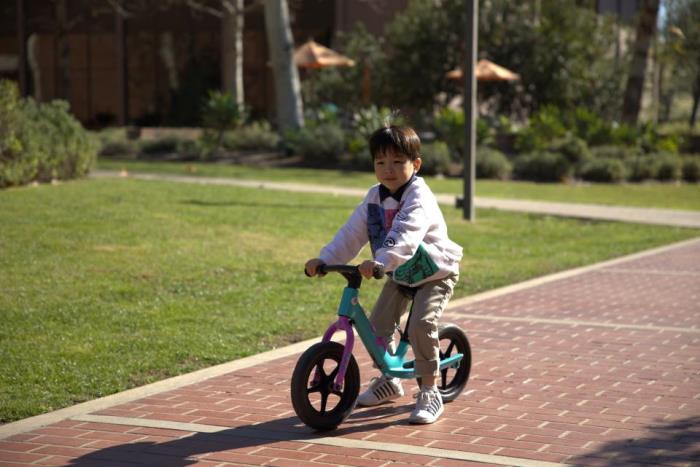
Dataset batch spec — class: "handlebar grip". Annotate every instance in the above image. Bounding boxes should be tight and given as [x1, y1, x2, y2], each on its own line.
[304, 264, 327, 277]
[373, 264, 385, 279]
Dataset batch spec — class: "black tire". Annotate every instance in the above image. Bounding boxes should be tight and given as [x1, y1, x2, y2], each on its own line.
[290, 341, 360, 431]
[417, 323, 471, 402]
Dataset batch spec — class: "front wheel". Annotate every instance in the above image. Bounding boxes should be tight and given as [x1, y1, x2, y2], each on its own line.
[418, 323, 472, 402]
[291, 341, 359, 431]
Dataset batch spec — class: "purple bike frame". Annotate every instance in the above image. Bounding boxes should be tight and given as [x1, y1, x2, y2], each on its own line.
[317, 317, 355, 390]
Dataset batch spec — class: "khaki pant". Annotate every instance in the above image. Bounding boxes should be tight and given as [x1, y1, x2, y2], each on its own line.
[369, 273, 458, 377]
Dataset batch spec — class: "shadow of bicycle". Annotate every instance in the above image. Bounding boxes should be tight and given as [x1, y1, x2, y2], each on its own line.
[66, 404, 413, 466]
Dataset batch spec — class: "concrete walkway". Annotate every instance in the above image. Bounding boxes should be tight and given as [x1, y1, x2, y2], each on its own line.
[1, 237, 699, 466]
[91, 170, 700, 228]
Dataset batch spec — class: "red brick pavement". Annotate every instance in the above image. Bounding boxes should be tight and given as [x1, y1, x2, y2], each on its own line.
[2, 240, 699, 466]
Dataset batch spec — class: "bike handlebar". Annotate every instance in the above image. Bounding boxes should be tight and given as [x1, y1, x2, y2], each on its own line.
[305, 264, 385, 280]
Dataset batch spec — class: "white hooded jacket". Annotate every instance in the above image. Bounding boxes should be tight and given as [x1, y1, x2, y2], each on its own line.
[319, 176, 462, 287]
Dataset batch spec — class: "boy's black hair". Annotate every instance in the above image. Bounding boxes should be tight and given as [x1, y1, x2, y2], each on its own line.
[368, 125, 421, 161]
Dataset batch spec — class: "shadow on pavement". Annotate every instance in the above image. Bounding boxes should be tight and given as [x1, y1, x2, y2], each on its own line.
[66, 405, 412, 467]
[568, 416, 700, 467]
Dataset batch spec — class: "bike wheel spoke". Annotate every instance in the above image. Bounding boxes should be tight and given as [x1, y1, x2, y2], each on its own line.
[320, 391, 329, 414]
[440, 368, 448, 388]
[444, 341, 455, 358]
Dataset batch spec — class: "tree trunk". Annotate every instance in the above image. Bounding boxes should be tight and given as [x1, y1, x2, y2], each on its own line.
[55, 0, 71, 102]
[691, 67, 700, 128]
[263, 0, 304, 131]
[221, 0, 244, 108]
[621, 0, 660, 125]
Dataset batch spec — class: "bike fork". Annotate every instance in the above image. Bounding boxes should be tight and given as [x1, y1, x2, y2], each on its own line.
[314, 317, 355, 391]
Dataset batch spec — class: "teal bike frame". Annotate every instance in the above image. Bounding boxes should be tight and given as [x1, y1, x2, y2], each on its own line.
[317, 265, 463, 390]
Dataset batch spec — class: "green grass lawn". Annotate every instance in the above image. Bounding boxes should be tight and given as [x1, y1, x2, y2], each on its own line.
[98, 159, 700, 211]
[0, 177, 697, 422]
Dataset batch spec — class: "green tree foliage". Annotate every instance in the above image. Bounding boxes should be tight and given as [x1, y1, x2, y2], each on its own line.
[382, 0, 464, 112]
[663, 0, 700, 127]
[300, 24, 388, 112]
[326, 0, 624, 120]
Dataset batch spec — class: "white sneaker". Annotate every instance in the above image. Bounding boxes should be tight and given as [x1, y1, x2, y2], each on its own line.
[409, 386, 443, 424]
[356, 375, 404, 407]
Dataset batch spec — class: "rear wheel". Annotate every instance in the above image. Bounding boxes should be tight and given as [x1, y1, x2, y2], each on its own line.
[417, 324, 471, 402]
[291, 341, 359, 431]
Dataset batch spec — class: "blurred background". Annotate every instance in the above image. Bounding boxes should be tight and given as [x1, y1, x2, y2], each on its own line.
[1, 0, 699, 185]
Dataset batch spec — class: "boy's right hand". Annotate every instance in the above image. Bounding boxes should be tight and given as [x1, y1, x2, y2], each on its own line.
[305, 258, 325, 277]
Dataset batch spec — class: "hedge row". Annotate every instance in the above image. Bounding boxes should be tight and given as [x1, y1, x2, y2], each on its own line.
[1, 80, 97, 188]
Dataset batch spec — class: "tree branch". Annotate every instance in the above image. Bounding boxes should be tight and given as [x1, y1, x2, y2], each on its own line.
[107, 0, 131, 18]
[186, 0, 223, 18]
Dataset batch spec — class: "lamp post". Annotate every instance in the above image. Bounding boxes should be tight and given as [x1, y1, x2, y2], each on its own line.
[462, 0, 478, 221]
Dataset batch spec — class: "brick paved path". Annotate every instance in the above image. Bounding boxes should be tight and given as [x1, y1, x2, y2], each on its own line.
[2, 239, 699, 466]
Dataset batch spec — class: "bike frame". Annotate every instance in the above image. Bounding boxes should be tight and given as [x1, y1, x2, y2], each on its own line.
[319, 277, 463, 391]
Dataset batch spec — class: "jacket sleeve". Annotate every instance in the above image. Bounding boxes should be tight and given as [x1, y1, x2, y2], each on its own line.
[319, 198, 369, 265]
[374, 194, 430, 272]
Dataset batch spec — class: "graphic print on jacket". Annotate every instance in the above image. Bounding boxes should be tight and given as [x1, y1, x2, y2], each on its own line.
[367, 202, 439, 286]
[367, 203, 397, 255]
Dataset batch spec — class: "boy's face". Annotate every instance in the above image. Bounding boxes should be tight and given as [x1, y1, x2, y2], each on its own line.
[373, 150, 422, 194]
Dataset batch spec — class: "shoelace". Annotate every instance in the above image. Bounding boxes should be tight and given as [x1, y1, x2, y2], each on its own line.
[415, 390, 441, 416]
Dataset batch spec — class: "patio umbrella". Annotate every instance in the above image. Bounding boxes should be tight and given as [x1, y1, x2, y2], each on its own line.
[446, 59, 520, 81]
[294, 40, 355, 69]
[294, 39, 356, 106]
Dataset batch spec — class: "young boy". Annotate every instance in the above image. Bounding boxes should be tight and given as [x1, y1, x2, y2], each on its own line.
[305, 125, 463, 424]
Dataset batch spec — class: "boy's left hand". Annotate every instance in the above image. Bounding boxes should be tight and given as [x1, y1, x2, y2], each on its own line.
[358, 260, 382, 279]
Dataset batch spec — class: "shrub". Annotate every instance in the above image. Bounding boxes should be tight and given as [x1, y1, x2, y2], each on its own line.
[201, 90, 245, 155]
[654, 154, 683, 181]
[513, 151, 571, 182]
[419, 141, 451, 176]
[0, 80, 35, 187]
[515, 105, 568, 153]
[223, 121, 280, 151]
[15, 98, 96, 184]
[1, 80, 96, 188]
[608, 122, 640, 147]
[139, 136, 184, 156]
[682, 157, 700, 183]
[433, 108, 493, 161]
[98, 140, 137, 158]
[285, 122, 346, 166]
[476, 147, 512, 179]
[176, 139, 206, 160]
[549, 135, 592, 166]
[590, 145, 640, 160]
[627, 155, 660, 181]
[569, 107, 611, 146]
[352, 106, 394, 139]
[580, 158, 627, 183]
[346, 106, 394, 165]
[433, 108, 464, 161]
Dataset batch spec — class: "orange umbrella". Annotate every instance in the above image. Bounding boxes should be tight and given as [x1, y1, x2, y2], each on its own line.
[446, 59, 520, 81]
[294, 40, 355, 69]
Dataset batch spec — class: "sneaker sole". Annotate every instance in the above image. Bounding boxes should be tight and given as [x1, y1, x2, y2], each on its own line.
[356, 392, 403, 407]
[408, 406, 444, 424]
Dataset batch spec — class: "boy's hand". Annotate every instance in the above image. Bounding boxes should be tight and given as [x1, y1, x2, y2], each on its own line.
[358, 260, 383, 279]
[305, 258, 325, 277]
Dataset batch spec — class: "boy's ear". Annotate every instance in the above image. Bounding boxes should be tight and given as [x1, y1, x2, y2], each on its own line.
[413, 157, 422, 173]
